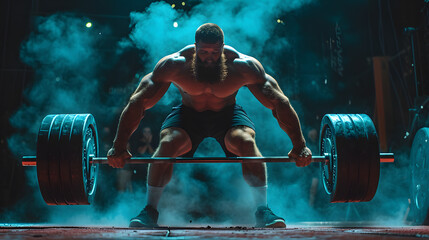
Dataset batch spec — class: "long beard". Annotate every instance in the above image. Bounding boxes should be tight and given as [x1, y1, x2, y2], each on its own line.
[191, 53, 228, 83]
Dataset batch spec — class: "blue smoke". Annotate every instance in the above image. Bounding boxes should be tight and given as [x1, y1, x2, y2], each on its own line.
[118, 0, 322, 226]
[120, 0, 315, 108]
[6, 0, 411, 227]
[11, 14, 102, 139]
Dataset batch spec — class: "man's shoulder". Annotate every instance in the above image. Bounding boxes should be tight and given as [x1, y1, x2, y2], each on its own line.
[178, 45, 195, 58]
[224, 46, 260, 66]
[177, 44, 238, 58]
[159, 44, 262, 72]
[156, 45, 194, 68]
[228, 53, 263, 76]
[155, 51, 187, 70]
[223, 45, 240, 59]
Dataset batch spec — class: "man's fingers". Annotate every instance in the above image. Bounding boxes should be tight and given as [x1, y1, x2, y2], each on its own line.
[107, 149, 131, 168]
[120, 151, 132, 160]
[296, 160, 306, 167]
[289, 152, 303, 167]
[108, 158, 119, 168]
[110, 159, 125, 168]
[289, 149, 312, 167]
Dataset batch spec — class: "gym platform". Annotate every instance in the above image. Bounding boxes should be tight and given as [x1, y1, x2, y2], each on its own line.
[1, 223, 429, 239]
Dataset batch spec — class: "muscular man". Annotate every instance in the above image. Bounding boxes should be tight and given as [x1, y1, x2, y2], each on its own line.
[107, 23, 312, 228]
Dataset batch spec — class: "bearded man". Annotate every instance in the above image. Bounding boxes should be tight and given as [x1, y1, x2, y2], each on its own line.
[107, 23, 312, 228]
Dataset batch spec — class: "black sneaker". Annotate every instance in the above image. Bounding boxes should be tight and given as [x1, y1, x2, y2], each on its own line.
[129, 205, 159, 228]
[255, 206, 286, 228]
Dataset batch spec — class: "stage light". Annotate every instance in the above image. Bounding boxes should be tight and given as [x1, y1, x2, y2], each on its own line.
[173, 22, 178, 28]
[171, 4, 176, 8]
[86, 22, 92, 28]
[182, 2, 185, 6]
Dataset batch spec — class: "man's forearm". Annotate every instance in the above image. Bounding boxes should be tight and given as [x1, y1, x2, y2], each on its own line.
[113, 102, 145, 150]
[273, 101, 306, 148]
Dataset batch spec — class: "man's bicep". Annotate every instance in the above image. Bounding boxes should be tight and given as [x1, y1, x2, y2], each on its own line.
[247, 74, 287, 110]
[247, 80, 275, 110]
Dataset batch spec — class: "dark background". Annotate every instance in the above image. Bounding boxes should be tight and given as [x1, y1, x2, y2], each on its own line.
[0, 0, 428, 225]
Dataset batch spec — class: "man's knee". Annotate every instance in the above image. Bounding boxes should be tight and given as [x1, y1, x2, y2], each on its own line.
[157, 127, 192, 157]
[224, 126, 257, 155]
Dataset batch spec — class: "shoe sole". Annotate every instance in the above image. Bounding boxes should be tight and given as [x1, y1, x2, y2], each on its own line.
[265, 219, 286, 228]
[129, 219, 159, 228]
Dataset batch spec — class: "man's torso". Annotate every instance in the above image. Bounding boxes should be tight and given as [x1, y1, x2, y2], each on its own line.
[160, 45, 260, 112]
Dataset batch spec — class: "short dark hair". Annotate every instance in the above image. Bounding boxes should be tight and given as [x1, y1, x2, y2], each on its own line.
[195, 23, 224, 44]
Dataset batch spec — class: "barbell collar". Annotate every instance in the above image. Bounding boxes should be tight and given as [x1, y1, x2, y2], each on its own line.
[21, 153, 394, 166]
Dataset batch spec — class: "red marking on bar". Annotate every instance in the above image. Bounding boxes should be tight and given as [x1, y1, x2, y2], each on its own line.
[380, 158, 394, 163]
[22, 161, 37, 166]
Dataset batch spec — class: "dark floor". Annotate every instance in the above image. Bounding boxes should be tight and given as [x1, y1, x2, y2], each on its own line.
[1, 223, 429, 239]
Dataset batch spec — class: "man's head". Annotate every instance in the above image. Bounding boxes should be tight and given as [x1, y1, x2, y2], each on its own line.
[192, 23, 227, 83]
[195, 23, 224, 66]
[195, 23, 224, 44]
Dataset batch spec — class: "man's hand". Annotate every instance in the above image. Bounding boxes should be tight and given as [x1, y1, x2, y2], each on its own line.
[107, 147, 132, 168]
[288, 145, 312, 167]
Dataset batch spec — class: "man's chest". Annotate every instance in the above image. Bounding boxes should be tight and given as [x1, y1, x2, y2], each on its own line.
[172, 71, 246, 98]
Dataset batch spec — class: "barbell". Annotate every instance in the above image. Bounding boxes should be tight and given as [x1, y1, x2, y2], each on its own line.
[21, 113, 394, 205]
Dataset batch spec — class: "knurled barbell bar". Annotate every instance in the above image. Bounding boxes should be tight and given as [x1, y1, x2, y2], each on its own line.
[21, 113, 394, 205]
[22, 154, 394, 165]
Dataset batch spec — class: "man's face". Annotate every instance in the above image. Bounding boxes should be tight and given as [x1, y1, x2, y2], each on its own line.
[192, 41, 227, 83]
[195, 41, 224, 68]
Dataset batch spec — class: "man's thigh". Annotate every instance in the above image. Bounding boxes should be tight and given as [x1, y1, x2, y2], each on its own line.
[156, 127, 192, 157]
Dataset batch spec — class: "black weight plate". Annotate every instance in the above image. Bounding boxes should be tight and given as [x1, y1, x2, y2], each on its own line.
[68, 114, 99, 204]
[320, 121, 338, 200]
[338, 114, 363, 202]
[46, 114, 68, 205]
[320, 115, 348, 202]
[58, 114, 79, 204]
[411, 127, 429, 224]
[68, 115, 87, 204]
[345, 114, 380, 202]
[36, 115, 57, 205]
[320, 114, 380, 203]
[84, 123, 98, 203]
[37, 114, 99, 205]
[360, 115, 380, 202]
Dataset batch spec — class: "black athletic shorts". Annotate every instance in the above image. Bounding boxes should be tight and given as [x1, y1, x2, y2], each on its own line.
[160, 103, 256, 157]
